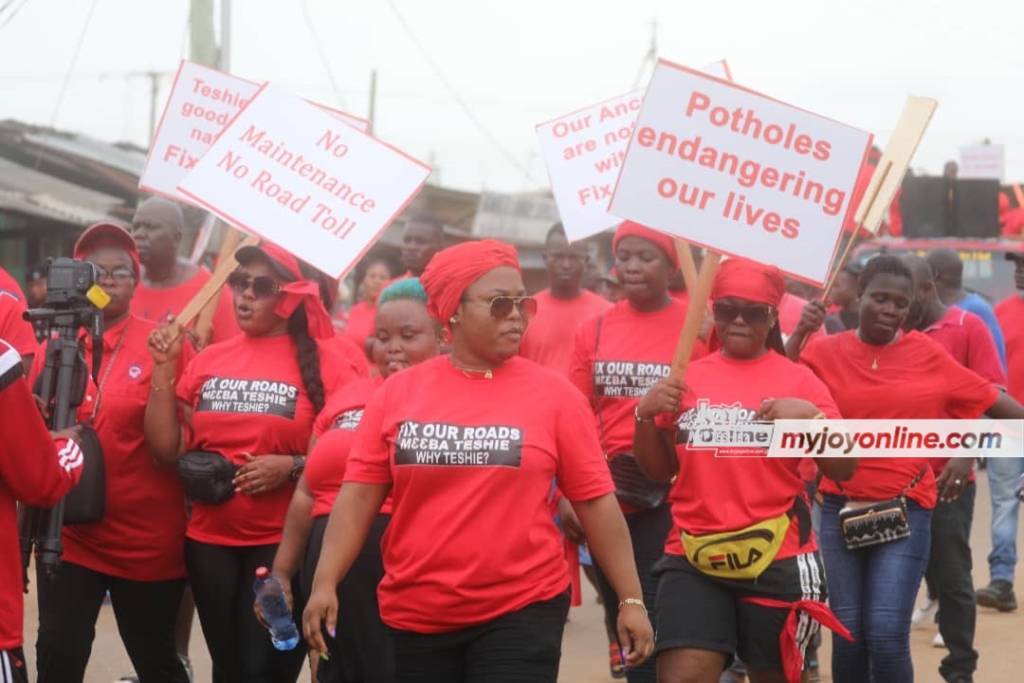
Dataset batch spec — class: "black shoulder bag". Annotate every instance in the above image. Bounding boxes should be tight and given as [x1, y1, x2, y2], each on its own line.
[591, 314, 671, 510]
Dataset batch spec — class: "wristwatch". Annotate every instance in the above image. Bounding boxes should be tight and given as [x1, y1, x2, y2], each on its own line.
[289, 455, 307, 482]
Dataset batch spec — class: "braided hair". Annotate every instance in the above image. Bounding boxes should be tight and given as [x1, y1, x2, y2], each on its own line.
[286, 298, 326, 415]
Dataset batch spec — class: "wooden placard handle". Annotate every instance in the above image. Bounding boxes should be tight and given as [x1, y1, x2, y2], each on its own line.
[669, 251, 721, 382]
[173, 234, 259, 335]
[191, 226, 243, 349]
[674, 240, 699, 297]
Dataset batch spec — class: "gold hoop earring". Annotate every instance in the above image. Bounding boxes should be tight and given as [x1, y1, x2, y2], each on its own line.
[449, 316, 458, 325]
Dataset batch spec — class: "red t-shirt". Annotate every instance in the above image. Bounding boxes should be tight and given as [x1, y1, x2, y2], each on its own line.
[176, 333, 360, 545]
[924, 306, 1008, 477]
[132, 268, 241, 345]
[0, 267, 37, 357]
[324, 333, 372, 379]
[658, 351, 841, 559]
[801, 331, 999, 508]
[30, 315, 188, 580]
[341, 301, 376, 350]
[520, 289, 611, 376]
[778, 292, 824, 343]
[0, 341, 82, 649]
[995, 295, 1024, 403]
[308, 376, 391, 517]
[345, 355, 615, 633]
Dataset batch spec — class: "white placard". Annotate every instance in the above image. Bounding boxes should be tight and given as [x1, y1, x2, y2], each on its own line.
[609, 59, 872, 285]
[140, 60, 371, 207]
[175, 84, 430, 279]
[536, 60, 732, 242]
[960, 144, 1005, 181]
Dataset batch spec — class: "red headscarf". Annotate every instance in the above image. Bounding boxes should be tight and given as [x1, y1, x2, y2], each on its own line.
[74, 222, 141, 277]
[420, 239, 521, 326]
[711, 257, 786, 308]
[613, 220, 679, 270]
[235, 242, 334, 339]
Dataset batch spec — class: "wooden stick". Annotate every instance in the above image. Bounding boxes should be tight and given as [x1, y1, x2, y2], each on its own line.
[670, 251, 722, 381]
[674, 240, 698, 296]
[192, 226, 242, 349]
[173, 234, 259, 336]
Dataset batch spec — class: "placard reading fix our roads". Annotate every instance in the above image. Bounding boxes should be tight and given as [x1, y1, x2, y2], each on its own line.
[140, 60, 371, 207]
[536, 60, 731, 242]
[175, 84, 430, 279]
[610, 60, 873, 285]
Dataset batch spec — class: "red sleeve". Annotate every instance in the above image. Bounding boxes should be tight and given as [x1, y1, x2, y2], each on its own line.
[326, 336, 371, 382]
[567, 317, 597, 399]
[313, 402, 333, 437]
[0, 291, 36, 357]
[962, 314, 1007, 388]
[0, 343, 82, 506]
[344, 385, 393, 485]
[554, 386, 616, 503]
[798, 368, 843, 419]
[939, 350, 1000, 418]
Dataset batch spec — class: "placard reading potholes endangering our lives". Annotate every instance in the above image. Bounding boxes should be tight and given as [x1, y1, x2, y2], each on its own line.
[140, 59, 371, 208]
[610, 59, 873, 286]
[175, 84, 431, 279]
[536, 60, 732, 243]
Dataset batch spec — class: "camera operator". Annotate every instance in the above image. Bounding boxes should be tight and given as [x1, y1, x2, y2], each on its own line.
[0, 338, 83, 683]
[30, 223, 191, 683]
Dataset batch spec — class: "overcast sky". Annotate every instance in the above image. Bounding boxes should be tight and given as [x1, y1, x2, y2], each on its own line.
[1, 0, 1021, 194]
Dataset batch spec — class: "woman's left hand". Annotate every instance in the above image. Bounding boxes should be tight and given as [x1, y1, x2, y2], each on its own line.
[756, 398, 822, 421]
[616, 602, 655, 669]
[233, 454, 294, 495]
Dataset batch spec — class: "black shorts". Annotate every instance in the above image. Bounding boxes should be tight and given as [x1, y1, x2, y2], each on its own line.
[653, 552, 826, 672]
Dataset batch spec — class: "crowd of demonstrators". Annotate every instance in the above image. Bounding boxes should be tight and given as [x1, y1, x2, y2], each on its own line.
[336, 258, 394, 353]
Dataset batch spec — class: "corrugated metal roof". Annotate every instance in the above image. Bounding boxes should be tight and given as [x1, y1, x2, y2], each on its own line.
[0, 158, 123, 225]
[0, 189, 113, 225]
[21, 132, 146, 176]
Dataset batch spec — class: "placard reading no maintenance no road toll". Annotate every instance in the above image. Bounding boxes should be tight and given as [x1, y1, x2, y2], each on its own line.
[610, 60, 873, 285]
[175, 84, 430, 279]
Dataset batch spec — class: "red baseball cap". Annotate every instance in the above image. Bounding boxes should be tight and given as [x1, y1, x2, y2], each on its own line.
[74, 222, 141, 277]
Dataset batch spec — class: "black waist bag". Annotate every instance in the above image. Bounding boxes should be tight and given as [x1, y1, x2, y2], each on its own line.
[177, 451, 239, 505]
[63, 426, 105, 525]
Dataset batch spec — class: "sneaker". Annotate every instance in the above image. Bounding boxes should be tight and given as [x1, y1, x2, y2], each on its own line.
[912, 596, 939, 627]
[976, 580, 1018, 612]
[179, 654, 194, 683]
[933, 631, 946, 648]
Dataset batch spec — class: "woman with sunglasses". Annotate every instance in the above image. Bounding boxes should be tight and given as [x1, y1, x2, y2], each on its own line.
[303, 239, 653, 682]
[262, 278, 443, 683]
[31, 223, 193, 683]
[630, 257, 856, 683]
[567, 220, 707, 683]
[787, 255, 1024, 683]
[146, 242, 364, 683]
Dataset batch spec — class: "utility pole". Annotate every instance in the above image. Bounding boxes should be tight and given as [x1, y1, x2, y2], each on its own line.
[368, 69, 377, 135]
[220, 0, 231, 71]
[632, 18, 658, 89]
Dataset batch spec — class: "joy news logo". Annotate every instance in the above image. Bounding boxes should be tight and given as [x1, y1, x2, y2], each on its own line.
[679, 400, 774, 456]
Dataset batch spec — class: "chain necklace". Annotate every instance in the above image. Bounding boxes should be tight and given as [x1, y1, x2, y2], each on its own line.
[857, 329, 900, 371]
[448, 356, 494, 379]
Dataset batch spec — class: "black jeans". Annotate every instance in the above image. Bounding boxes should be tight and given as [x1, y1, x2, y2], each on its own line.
[924, 482, 978, 681]
[185, 539, 306, 683]
[593, 504, 673, 683]
[35, 561, 187, 683]
[388, 589, 570, 683]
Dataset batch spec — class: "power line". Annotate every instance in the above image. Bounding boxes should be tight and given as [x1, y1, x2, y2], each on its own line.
[386, 0, 539, 185]
[299, 0, 347, 109]
[0, 0, 29, 30]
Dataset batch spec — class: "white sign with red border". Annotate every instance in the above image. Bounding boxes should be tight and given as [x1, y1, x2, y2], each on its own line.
[536, 60, 732, 242]
[959, 144, 1005, 181]
[175, 84, 430, 279]
[140, 60, 370, 207]
[609, 59, 872, 285]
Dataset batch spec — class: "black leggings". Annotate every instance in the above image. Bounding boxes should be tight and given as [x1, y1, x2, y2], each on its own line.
[301, 514, 395, 683]
[184, 539, 307, 683]
[35, 561, 187, 683]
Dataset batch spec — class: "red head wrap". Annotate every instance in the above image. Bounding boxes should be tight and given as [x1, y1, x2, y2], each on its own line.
[420, 239, 522, 326]
[74, 222, 141, 277]
[235, 242, 334, 339]
[613, 221, 679, 270]
[711, 257, 786, 308]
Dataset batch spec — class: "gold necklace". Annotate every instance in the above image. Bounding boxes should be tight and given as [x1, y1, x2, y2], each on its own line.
[448, 357, 494, 379]
[858, 330, 900, 371]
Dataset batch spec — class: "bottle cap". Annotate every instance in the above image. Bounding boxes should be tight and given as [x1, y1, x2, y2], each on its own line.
[255, 566, 270, 580]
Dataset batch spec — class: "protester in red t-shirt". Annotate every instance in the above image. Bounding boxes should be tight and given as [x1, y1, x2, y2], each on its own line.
[146, 242, 362, 682]
[568, 220, 706, 683]
[0, 266, 37, 373]
[790, 255, 1024, 683]
[303, 239, 653, 680]
[130, 197, 240, 348]
[265, 278, 443, 683]
[338, 258, 393, 350]
[0, 339, 82, 680]
[631, 258, 855, 683]
[28, 223, 191, 683]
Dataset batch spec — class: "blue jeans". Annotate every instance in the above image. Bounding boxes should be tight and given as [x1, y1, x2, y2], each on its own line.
[819, 495, 932, 683]
[986, 456, 1024, 583]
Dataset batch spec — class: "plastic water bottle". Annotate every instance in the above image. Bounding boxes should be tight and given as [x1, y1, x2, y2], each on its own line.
[253, 567, 300, 651]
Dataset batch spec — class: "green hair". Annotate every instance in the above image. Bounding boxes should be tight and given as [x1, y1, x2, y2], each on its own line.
[378, 277, 428, 306]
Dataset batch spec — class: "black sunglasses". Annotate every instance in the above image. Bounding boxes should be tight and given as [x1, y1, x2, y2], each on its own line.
[712, 301, 774, 326]
[227, 272, 282, 299]
[478, 295, 538, 319]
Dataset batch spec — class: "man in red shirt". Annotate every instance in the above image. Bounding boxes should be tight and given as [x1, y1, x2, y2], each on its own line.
[130, 197, 239, 348]
[0, 266, 37, 373]
[0, 339, 83, 683]
[983, 251, 1024, 614]
[903, 255, 1005, 683]
[398, 213, 444, 279]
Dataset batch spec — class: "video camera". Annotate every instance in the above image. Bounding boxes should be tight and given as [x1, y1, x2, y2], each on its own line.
[20, 256, 106, 587]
